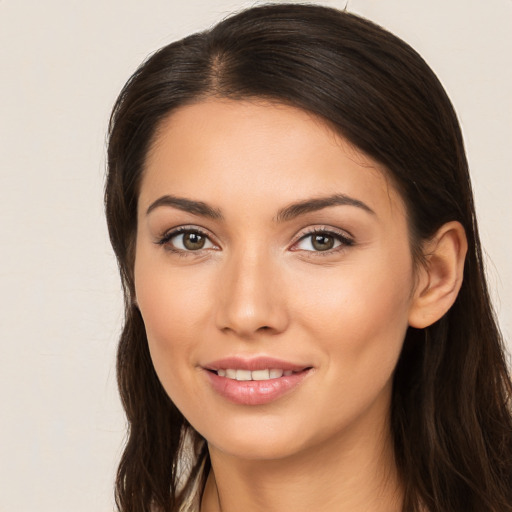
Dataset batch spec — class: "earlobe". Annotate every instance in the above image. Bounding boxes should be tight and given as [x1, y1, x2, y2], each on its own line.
[408, 221, 468, 329]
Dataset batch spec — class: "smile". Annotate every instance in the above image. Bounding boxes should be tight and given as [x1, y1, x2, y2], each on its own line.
[215, 368, 297, 380]
[203, 357, 313, 405]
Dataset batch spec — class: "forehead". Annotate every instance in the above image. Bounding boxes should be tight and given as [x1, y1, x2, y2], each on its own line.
[140, 99, 405, 222]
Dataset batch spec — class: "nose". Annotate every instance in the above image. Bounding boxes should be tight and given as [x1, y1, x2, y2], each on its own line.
[214, 246, 289, 339]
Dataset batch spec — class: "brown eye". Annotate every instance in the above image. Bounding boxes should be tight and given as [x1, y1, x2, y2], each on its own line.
[294, 229, 354, 253]
[311, 234, 335, 251]
[158, 228, 216, 252]
[182, 232, 206, 250]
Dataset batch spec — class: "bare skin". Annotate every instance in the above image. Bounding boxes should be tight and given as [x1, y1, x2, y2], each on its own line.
[200, 387, 401, 512]
[134, 99, 467, 512]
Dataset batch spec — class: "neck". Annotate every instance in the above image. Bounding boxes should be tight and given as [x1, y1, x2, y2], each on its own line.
[200, 414, 402, 512]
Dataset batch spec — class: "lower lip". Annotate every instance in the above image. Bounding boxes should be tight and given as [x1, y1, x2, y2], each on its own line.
[204, 369, 312, 405]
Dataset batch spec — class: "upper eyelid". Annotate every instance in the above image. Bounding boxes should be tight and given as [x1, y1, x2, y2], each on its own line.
[156, 226, 218, 255]
[285, 229, 354, 262]
[294, 225, 354, 242]
[157, 226, 260, 255]
[158, 224, 352, 240]
[158, 225, 214, 241]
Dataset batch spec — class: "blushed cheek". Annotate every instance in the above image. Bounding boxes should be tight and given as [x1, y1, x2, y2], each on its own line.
[137, 280, 190, 353]
[135, 251, 192, 340]
[135, 277, 195, 406]
[134, 259, 181, 370]
[134, 255, 213, 396]
[298, 259, 413, 363]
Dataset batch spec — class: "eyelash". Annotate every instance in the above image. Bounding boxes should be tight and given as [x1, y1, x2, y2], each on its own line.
[294, 227, 354, 257]
[156, 226, 354, 257]
[156, 226, 214, 257]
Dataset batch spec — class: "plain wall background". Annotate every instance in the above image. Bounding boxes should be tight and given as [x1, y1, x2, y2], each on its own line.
[0, 1, 510, 510]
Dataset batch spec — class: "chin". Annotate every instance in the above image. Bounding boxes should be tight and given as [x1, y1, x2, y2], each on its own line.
[209, 434, 306, 461]
[196, 416, 311, 461]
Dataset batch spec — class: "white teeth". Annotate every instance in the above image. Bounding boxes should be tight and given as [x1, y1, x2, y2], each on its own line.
[236, 369, 252, 381]
[216, 368, 298, 380]
[251, 369, 270, 380]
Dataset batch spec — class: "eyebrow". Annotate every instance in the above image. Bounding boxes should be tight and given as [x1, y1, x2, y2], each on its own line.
[274, 193, 375, 222]
[146, 195, 223, 219]
[146, 193, 375, 221]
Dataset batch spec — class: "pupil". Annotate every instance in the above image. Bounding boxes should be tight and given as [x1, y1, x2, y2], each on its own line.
[184, 232, 205, 250]
[312, 234, 334, 251]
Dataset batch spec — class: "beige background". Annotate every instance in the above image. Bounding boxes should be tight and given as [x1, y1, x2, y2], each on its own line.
[0, 1, 510, 510]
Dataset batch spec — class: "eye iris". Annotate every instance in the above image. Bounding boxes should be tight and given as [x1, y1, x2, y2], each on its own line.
[312, 233, 334, 251]
[183, 232, 206, 250]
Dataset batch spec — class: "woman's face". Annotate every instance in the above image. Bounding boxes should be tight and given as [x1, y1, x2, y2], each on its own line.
[135, 99, 418, 460]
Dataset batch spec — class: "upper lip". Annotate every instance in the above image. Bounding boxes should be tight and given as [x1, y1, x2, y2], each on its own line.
[203, 356, 312, 372]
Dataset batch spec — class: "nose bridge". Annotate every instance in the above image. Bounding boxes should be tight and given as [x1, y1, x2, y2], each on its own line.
[215, 241, 288, 337]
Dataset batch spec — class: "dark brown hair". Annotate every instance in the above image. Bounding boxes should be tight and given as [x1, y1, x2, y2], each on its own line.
[105, 4, 512, 511]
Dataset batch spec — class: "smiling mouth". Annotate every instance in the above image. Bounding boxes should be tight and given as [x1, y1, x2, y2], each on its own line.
[207, 368, 311, 381]
[204, 365, 313, 405]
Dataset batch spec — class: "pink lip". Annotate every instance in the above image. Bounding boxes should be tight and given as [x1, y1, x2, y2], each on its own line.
[204, 356, 310, 372]
[202, 356, 313, 406]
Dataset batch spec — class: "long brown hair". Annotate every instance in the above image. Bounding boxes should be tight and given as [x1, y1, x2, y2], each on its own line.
[105, 4, 512, 511]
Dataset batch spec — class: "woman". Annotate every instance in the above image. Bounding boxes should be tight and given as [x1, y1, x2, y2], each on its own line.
[105, 3, 512, 511]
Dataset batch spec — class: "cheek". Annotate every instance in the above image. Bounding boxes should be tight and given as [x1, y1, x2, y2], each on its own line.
[291, 249, 414, 374]
[134, 238, 212, 338]
[135, 273, 207, 422]
[280, 257, 413, 439]
[133, 246, 207, 391]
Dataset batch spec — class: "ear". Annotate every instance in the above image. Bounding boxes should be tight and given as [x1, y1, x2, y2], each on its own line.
[408, 221, 468, 328]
